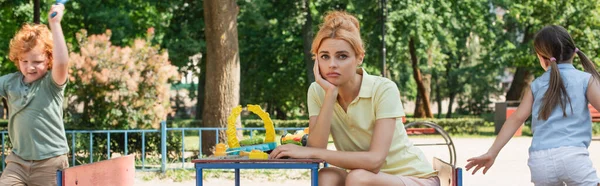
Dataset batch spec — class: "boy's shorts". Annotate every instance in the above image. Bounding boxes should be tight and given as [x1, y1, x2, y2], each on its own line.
[0, 153, 68, 186]
[528, 146, 600, 186]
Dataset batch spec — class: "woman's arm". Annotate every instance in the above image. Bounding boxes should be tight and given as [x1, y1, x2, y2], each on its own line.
[306, 89, 337, 148]
[48, 4, 69, 85]
[306, 59, 339, 148]
[271, 118, 396, 173]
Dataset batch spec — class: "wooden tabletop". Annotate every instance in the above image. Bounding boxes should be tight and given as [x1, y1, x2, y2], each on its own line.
[192, 158, 325, 163]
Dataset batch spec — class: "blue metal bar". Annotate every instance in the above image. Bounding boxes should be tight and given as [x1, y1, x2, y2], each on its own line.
[215, 130, 218, 143]
[456, 167, 463, 186]
[196, 168, 202, 186]
[124, 132, 128, 155]
[160, 121, 166, 173]
[194, 162, 321, 186]
[311, 167, 318, 186]
[89, 133, 93, 163]
[142, 131, 146, 170]
[107, 132, 111, 159]
[2, 133, 5, 170]
[65, 129, 159, 133]
[235, 169, 240, 186]
[56, 170, 63, 186]
[181, 130, 185, 168]
[71, 133, 75, 166]
[198, 130, 202, 158]
[195, 163, 319, 169]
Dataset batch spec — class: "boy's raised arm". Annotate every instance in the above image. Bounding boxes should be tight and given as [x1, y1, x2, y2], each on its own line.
[48, 4, 69, 85]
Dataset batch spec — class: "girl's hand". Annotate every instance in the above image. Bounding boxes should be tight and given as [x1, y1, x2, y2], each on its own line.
[48, 4, 65, 23]
[269, 144, 315, 159]
[465, 152, 496, 175]
[313, 59, 337, 93]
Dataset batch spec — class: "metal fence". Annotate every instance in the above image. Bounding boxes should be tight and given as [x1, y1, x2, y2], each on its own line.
[0, 121, 305, 173]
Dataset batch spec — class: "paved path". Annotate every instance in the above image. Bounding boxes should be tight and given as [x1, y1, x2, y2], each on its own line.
[136, 137, 600, 186]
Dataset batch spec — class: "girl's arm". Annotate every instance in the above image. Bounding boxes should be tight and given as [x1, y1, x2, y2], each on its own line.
[48, 4, 69, 85]
[587, 77, 600, 111]
[271, 118, 396, 173]
[488, 89, 533, 156]
[466, 88, 533, 174]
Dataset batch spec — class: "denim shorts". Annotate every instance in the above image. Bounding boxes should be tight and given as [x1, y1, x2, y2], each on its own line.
[528, 146, 599, 186]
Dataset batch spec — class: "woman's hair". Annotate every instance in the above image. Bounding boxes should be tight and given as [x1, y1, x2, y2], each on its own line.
[8, 24, 54, 69]
[311, 11, 365, 58]
[533, 25, 600, 120]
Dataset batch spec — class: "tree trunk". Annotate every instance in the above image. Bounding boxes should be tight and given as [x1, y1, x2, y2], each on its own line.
[202, 0, 240, 156]
[505, 25, 535, 101]
[302, 0, 314, 84]
[505, 67, 533, 101]
[195, 66, 205, 120]
[34, 0, 40, 24]
[409, 37, 433, 118]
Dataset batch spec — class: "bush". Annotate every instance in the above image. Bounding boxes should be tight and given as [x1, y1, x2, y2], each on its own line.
[65, 29, 179, 130]
[243, 119, 308, 128]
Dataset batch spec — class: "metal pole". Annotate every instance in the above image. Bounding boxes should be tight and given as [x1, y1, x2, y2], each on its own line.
[381, 0, 387, 77]
[161, 121, 167, 173]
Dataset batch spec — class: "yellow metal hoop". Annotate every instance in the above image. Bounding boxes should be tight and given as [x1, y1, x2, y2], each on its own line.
[226, 105, 275, 148]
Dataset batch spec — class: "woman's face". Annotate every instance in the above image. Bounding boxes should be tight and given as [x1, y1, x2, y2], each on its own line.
[317, 38, 363, 86]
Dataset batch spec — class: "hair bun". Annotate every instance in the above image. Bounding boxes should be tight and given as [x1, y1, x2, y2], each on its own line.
[323, 11, 360, 32]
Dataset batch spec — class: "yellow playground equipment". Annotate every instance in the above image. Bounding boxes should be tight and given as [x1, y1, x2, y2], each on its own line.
[225, 105, 277, 156]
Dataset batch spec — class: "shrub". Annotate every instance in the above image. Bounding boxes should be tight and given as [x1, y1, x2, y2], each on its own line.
[65, 29, 179, 130]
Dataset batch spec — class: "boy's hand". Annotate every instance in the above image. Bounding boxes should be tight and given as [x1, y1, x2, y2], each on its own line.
[465, 152, 496, 175]
[48, 4, 65, 23]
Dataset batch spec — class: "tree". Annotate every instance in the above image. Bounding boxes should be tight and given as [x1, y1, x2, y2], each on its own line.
[202, 0, 240, 155]
[386, 0, 437, 118]
[494, 0, 600, 101]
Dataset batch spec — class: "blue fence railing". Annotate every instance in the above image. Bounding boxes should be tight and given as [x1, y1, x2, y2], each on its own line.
[0, 121, 306, 173]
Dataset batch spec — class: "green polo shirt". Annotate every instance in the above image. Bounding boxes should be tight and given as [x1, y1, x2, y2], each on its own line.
[0, 71, 68, 160]
[308, 68, 436, 178]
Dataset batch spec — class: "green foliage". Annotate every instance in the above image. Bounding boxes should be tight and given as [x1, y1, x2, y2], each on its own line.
[491, 0, 600, 74]
[65, 30, 179, 129]
[243, 119, 309, 128]
[236, 0, 310, 119]
[61, 0, 172, 48]
[0, 1, 31, 74]
[239, 138, 264, 146]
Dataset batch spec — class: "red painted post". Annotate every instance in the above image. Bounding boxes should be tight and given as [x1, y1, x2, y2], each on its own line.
[506, 107, 523, 136]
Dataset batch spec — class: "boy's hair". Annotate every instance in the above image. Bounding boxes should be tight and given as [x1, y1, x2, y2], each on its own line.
[311, 11, 365, 58]
[533, 25, 600, 120]
[8, 24, 54, 69]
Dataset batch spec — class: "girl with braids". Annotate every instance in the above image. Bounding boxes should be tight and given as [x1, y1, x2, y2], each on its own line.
[466, 25, 600, 186]
[269, 11, 439, 186]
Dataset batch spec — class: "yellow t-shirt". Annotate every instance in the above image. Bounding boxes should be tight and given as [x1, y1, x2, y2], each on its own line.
[307, 68, 437, 178]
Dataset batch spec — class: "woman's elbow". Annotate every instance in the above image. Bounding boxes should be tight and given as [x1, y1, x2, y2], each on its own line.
[366, 156, 386, 173]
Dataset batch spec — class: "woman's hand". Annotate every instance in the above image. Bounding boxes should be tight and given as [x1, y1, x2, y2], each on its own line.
[465, 152, 497, 175]
[269, 144, 316, 159]
[313, 59, 337, 93]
